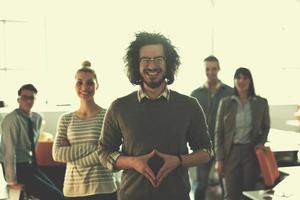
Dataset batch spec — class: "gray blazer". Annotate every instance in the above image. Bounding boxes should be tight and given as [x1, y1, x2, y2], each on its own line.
[214, 95, 270, 161]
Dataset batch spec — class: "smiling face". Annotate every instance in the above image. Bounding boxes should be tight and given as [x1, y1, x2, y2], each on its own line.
[205, 61, 220, 84]
[17, 89, 36, 114]
[139, 44, 167, 89]
[75, 71, 98, 101]
[234, 74, 250, 95]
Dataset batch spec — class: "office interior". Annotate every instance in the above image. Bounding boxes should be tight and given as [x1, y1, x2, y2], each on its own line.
[1, 0, 300, 199]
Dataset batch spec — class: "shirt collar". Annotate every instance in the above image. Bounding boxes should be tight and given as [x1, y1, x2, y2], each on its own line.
[16, 108, 32, 119]
[232, 95, 241, 103]
[231, 95, 256, 103]
[137, 85, 170, 102]
[203, 80, 222, 90]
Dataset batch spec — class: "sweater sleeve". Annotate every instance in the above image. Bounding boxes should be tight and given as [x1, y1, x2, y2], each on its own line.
[98, 101, 123, 171]
[70, 150, 101, 167]
[187, 98, 212, 156]
[52, 114, 97, 163]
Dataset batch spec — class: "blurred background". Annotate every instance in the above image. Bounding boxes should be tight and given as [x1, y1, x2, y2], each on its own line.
[0, 0, 299, 111]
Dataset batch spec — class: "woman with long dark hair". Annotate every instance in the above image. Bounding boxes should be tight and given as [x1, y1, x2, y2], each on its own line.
[214, 67, 270, 200]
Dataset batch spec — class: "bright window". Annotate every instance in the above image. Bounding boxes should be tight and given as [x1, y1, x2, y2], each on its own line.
[0, 0, 299, 111]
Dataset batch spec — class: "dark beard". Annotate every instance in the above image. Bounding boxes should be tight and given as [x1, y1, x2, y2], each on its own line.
[141, 68, 166, 88]
[142, 76, 165, 89]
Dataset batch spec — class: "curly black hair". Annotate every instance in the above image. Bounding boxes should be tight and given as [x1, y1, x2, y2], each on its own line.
[124, 32, 180, 85]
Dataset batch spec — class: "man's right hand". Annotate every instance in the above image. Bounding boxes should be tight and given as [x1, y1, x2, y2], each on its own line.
[131, 150, 157, 187]
[215, 160, 224, 176]
[8, 183, 24, 190]
[60, 138, 70, 146]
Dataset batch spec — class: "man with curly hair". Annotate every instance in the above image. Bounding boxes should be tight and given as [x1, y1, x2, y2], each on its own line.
[98, 32, 212, 200]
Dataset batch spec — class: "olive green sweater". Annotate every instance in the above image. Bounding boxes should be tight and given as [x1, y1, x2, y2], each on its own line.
[99, 90, 212, 200]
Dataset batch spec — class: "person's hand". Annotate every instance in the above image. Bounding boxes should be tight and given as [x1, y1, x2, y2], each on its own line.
[255, 144, 266, 151]
[215, 160, 224, 177]
[131, 150, 157, 187]
[60, 138, 70, 146]
[8, 183, 24, 190]
[154, 150, 181, 187]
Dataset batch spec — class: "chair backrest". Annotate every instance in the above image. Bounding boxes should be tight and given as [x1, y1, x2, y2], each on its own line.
[35, 142, 64, 166]
[256, 146, 280, 187]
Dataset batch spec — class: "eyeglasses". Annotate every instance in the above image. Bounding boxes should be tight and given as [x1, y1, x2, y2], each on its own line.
[139, 56, 166, 66]
[19, 95, 35, 101]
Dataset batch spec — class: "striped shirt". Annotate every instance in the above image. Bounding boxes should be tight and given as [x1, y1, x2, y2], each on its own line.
[52, 109, 117, 197]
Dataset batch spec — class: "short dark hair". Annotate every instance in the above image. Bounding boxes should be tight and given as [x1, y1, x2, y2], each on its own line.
[233, 67, 256, 97]
[18, 84, 38, 96]
[204, 55, 219, 68]
[124, 32, 180, 85]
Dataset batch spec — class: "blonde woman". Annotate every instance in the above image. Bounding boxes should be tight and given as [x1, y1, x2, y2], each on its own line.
[53, 61, 117, 200]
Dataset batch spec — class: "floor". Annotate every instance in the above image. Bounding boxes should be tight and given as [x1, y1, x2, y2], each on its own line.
[190, 184, 223, 200]
[189, 165, 224, 200]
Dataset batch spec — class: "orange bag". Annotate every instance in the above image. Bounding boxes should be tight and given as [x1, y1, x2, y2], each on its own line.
[255, 146, 280, 187]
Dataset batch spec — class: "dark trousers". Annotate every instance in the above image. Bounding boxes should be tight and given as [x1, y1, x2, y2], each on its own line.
[194, 159, 212, 200]
[65, 192, 117, 200]
[224, 144, 259, 200]
[16, 162, 65, 200]
[194, 159, 227, 200]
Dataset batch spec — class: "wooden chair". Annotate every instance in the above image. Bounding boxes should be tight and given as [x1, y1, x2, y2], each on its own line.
[35, 142, 64, 167]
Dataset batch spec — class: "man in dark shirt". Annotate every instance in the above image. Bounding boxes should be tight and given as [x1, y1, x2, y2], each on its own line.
[0, 84, 64, 200]
[191, 56, 233, 200]
[98, 32, 212, 200]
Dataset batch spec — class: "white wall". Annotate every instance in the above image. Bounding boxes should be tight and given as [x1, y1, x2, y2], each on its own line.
[1, 0, 300, 109]
[1, 104, 299, 139]
[39, 104, 300, 135]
